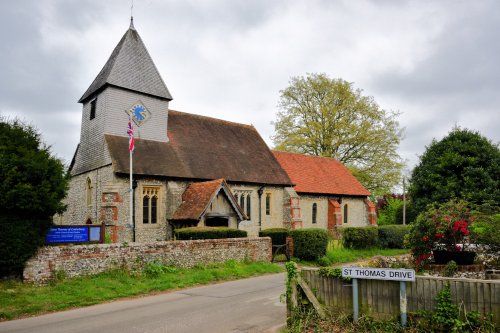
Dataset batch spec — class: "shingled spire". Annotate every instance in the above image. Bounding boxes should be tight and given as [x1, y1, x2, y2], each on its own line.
[78, 22, 172, 103]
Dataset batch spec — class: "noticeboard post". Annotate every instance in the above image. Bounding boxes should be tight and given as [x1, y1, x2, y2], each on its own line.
[342, 267, 415, 326]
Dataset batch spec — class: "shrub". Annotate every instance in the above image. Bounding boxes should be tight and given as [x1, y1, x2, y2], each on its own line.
[443, 260, 458, 277]
[377, 225, 409, 248]
[377, 195, 404, 225]
[406, 199, 474, 270]
[289, 228, 328, 260]
[341, 227, 378, 249]
[175, 227, 247, 240]
[0, 118, 68, 277]
[259, 228, 289, 246]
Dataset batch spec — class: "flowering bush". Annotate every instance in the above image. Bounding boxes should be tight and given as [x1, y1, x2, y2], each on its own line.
[405, 199, 474, 270]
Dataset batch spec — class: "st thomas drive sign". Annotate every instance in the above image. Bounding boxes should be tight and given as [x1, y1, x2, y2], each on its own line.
[342, 266, 416, 327]
[342, 267, 415, 282]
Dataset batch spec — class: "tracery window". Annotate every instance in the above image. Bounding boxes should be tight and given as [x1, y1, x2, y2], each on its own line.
[143, 187, 159, 224]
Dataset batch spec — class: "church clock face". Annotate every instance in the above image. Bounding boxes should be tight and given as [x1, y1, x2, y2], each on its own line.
[125, 101, 151, 127]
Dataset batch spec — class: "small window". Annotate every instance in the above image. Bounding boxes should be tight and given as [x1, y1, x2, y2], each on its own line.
[86, 178, 92, 207]
[265, 193, 271, 215]
[240, 195, 245, 210]
[312, 203, 317, 224]
[343, 204, 348, 224]
[246, 195, 251, 218]
[151, 195, 158, 224]
[89, 98, 97, 120]
[143, 187, 160, 224]
[143, 195, 150, 224]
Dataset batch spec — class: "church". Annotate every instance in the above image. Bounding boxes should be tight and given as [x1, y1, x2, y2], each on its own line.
[59, 20, 376, 243]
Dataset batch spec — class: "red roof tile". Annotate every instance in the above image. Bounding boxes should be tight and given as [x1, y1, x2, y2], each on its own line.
[172, 179, 245, 221]
[273, 151, 370, 196]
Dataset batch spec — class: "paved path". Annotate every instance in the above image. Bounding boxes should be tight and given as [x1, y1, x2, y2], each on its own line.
[0, 273, 286, 333]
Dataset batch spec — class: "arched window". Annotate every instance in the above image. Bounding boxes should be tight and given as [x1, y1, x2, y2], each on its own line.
[246, 194, 251, 218]
[151, 195, 158, 224]
[343, 204, 348, 224]
[312, 203, 317, 224]
[86, 178, 92, 207]
[265, 193, 271, 215]
[240, 194, 245, 210]
[143, 195, 150, 224]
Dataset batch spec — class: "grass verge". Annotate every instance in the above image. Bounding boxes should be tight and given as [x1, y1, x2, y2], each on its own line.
[326, 248, 409, 265]
[0, 260, 283, 321]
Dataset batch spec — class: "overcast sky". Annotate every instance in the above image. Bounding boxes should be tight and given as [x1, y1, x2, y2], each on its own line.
[1, 0, 499, 175]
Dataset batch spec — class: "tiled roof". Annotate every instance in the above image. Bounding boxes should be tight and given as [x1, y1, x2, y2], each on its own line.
[105, 111, 293, 186]
[273, 151, 371, 196]
[172, 179, 245, 221]
[79, 22, 172, 103]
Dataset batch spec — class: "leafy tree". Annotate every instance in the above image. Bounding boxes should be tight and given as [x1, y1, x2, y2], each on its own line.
[0, 118, 68, 276]
[410, 128, 500, 215]
[272, 73, 404, 197]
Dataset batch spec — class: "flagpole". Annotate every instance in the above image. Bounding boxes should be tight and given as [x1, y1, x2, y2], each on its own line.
[130, 149, 134, 241]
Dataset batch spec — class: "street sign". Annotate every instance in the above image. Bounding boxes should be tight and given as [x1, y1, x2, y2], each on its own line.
[342, 267, 415, 282]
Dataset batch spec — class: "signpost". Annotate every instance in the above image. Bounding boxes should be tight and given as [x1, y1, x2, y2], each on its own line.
[342, 267, 415, 326]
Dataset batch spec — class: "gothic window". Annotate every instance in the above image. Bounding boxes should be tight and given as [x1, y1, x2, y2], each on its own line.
[90, 98, 97, 120]
[240, 194, 245, 210]
[343, 204, 349, 224]
[246, 194, 251, 218]
[312, 203, 317, 224]
[86, 177, 92, 207]
[143, 187, 160, 224]
[265, 193, 271, 215]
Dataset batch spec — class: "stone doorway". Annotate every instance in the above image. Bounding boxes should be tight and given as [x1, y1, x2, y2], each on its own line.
[205, 216, 229, 227]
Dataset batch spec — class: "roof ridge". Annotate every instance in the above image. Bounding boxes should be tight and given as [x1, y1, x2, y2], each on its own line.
[273, 150, 342, 163]
[168, 110, 255, 130]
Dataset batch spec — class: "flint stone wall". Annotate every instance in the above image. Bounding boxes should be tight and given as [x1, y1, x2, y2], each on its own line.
[23, 237, 272, 284]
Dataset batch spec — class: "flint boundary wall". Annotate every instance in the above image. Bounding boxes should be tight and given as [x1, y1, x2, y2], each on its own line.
[24, 237, 272, 284]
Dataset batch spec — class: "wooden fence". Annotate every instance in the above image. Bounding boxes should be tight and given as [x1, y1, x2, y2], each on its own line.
[301, 268, 500, 325]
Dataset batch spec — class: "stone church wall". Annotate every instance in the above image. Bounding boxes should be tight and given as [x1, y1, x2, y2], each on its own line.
[23, 238, 272, 284]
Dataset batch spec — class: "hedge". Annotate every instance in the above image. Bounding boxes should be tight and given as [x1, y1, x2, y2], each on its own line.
[175, 227, 247, 240]
[378, 225, 409, 248]
[289, 228, 328, 260]
[341, 226, 379, 249]
[0, 216, 51, 277]
[259, 228, 289, 246]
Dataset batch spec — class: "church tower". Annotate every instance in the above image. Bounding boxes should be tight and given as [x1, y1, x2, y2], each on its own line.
[71, 19, 172, 176]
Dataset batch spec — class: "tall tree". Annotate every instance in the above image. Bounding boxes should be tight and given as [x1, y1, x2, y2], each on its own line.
[410, 128, 500, 215]
[272, 73, 404, 197]
[0, 118, 68, 276]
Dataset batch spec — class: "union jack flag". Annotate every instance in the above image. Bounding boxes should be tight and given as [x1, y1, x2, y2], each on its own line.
[127, 117, 135, 153]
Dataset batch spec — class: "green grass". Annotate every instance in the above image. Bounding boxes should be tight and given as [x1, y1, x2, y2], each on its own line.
[326, 247, 409, 265]
[0, 260, 283, 321]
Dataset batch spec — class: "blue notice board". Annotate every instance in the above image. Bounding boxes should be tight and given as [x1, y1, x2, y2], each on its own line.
[46, 226, 89, 243]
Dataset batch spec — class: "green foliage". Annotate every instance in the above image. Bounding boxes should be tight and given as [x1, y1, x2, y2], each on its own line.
[318, 267, 351, 282]
[272, 73, 404, 198]
[175, 227, 247, 240]
[406, 199, 474, 270]
[0, 118, 68, 276]
[377, 225, 409, 249]
[431, 283, 461, 331]
[443, 260, 458, 277]
[143, 261, 178, 277]
[377, 196, 404, 225]
[289, 228, 328, 260]
[326, 247, 409, 266]
[410, 127, 500, 215]
[317, 256, 331, 267]
[259, 228, 289, 245]
[341, 227, 378, 249]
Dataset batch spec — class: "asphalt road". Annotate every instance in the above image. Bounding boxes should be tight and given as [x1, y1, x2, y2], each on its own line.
[0, 273, 286, 333]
